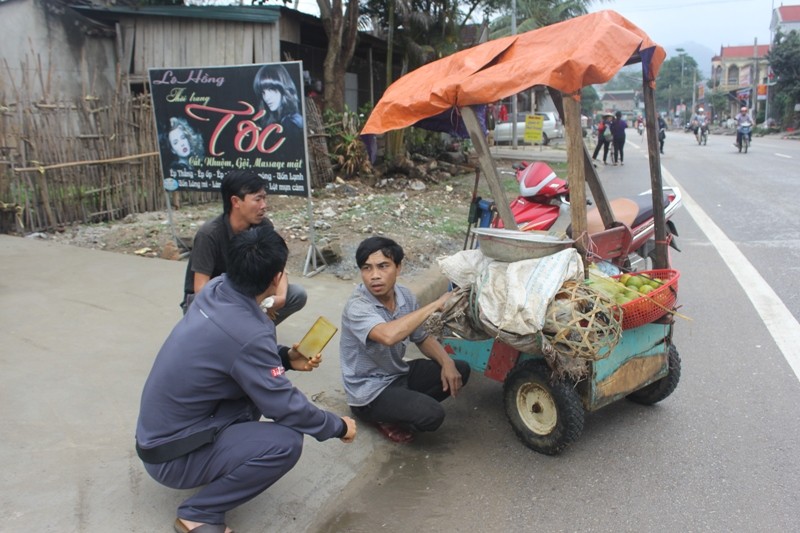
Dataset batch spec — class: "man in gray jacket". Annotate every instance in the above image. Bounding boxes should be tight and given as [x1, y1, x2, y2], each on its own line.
[137, 225, 356, 533]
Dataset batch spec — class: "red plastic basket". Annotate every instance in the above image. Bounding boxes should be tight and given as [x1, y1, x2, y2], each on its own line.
[612, 269, 680, 329]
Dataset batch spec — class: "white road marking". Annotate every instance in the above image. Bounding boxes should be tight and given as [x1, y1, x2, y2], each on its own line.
[775, 153, 792, 159]
[660, 166, 800, 383]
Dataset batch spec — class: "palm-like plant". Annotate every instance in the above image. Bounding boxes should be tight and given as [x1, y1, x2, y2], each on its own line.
[489, 0, 600, 39]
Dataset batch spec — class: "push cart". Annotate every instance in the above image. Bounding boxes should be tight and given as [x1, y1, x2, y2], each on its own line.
[361, 10, 681, 454]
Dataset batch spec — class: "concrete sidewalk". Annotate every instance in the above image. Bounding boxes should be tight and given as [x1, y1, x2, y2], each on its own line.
[0, 234, 445, 532]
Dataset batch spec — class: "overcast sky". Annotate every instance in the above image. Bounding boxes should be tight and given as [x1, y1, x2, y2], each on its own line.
[280, 0, 776, 54]
[590, 0, 775, 53]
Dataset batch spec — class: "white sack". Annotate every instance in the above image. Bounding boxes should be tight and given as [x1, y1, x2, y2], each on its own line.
[438, 247, 584, 335]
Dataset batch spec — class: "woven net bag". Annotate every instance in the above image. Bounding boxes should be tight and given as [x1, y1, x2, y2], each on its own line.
[542, 280, 623, 361]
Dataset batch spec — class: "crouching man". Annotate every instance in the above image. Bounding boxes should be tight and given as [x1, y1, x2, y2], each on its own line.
[339, 236, 470, 443]
[136, 226, 356, 533]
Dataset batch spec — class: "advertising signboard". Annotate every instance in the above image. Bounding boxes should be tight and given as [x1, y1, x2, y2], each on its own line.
[149, 62, 309, 196]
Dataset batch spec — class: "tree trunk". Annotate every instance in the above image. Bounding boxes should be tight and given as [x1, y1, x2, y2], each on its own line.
[317, 0, 360, 113]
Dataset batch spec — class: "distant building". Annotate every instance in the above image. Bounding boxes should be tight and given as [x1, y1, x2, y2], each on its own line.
[710, 44, 770, 116]
[599, 89, 638, 116]
[770, 4, 800, 35]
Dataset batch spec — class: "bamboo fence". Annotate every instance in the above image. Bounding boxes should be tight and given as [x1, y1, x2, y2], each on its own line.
[1, 61, 342, 233]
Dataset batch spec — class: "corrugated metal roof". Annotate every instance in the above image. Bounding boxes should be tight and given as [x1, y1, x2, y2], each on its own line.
[71, 5, 281, 24]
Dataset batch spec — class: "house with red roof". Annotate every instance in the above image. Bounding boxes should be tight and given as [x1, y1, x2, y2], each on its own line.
[770, 4, 800, 35]
[710, 44, 770, 116]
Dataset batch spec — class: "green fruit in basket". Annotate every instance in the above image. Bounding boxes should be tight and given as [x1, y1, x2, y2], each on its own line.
[626, 277, 644, 289]
[619, 273, 632, 285]
[640, 285, 654, 295]
[652, 278, 664, 286]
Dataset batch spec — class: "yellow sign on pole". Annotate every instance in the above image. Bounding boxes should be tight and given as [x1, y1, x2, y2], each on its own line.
[524, 114, 543, 143]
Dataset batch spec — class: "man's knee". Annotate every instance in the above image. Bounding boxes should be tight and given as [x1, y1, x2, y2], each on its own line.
[287, 284, 308, 310]
[456, 359, 471, 386]
[413, 401, 446, 432]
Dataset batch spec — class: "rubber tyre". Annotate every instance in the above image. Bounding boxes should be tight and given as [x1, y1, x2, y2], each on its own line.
[542, 132, 550, 146]
[626, 344, 681, 405]
[503, 361, 584, 455]
[744, 139, 749, 153]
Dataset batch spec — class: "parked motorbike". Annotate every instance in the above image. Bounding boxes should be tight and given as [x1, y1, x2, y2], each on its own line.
[489, 161, 681, 269]
[737, 122, 752, 153]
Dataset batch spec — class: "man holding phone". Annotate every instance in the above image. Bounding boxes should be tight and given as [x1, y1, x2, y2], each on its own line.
[137, 226, 356, 533]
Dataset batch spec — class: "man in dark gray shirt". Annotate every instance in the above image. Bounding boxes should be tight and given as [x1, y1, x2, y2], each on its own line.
[181, 169, 306, 324]
[138, 226, 356, 533]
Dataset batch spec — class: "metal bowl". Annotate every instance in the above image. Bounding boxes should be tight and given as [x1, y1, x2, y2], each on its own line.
[470, 227, 574, 262]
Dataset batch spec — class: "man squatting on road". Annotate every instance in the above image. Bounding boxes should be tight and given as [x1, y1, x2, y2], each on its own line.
[136, 225, 357, 533]
[339, 236, 471, 443]
[181, 169, 306, 324]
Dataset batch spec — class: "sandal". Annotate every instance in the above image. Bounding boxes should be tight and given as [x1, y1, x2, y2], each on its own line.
[174, 518, 229, 533]
[375, 423, 414, 443]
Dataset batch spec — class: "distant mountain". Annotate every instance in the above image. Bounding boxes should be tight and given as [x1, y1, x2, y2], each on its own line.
[665, 42, 715, 79]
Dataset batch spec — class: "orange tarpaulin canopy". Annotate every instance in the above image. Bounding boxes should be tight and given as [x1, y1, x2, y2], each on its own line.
[362, 10, 665, 135]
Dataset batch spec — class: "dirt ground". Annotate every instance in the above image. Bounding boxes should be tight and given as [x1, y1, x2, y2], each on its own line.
[41, 160, 514, 280]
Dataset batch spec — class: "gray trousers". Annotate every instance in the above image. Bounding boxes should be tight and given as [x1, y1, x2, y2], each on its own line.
[144, 421, 304, 525]
[182, 283, 307, 326]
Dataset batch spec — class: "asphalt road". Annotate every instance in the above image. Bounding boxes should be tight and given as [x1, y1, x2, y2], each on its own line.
[309, 130, 800, 533]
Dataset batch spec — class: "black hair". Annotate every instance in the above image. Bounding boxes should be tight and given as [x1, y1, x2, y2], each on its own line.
[226, 225, 288, 298]
[253, 64, 300, 122]
[220, 170, 266, 216]
[355, 236, 404, 268]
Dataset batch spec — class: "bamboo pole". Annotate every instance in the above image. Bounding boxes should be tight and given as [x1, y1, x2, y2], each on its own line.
[13, 151, 159, 173]
[563, 94, 588, 266]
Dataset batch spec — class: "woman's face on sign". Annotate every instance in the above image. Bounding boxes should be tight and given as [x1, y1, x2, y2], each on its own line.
[169, 128, 191, 157]
[262, 87, 282, 112]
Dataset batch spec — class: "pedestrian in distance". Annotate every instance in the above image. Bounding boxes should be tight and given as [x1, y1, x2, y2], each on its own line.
[339, 236, 471, 444]
[657, 115, 667, 155]
[181, 169, 307, 323]
[136, 225, 357, 533]
[591, 114, 613, 165]
[611, 111, 628, 165]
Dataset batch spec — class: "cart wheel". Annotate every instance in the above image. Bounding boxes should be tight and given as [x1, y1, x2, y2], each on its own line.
[503, 361, 584, 455]
[626, 344, 681, 405]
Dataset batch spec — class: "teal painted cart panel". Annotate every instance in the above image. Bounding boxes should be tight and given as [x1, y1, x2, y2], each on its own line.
[443, 321, 672, 411]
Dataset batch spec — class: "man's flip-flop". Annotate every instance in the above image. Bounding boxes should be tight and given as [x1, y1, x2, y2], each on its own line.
[174, 518, 229, 533]
[375, 423, 414, 443]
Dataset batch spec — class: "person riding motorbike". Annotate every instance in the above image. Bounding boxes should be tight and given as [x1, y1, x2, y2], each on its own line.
[735, 106, 753, 148]
[691, 107, 708, 143]
[636, 115, 644, 136]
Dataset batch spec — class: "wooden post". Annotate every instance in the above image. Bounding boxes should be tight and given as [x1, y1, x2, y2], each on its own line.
[461, 106, 518, 230]
[642, 73, 669, 269]
[562, 94, 588, 265]
[548, 88, 614, 229]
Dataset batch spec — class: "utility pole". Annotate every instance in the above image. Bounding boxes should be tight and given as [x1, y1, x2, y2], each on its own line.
[676, 48, 687, 121]
[511, 0, 518, 149]
[752, 37, 758, 119]
[691, 69, 697, 113]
